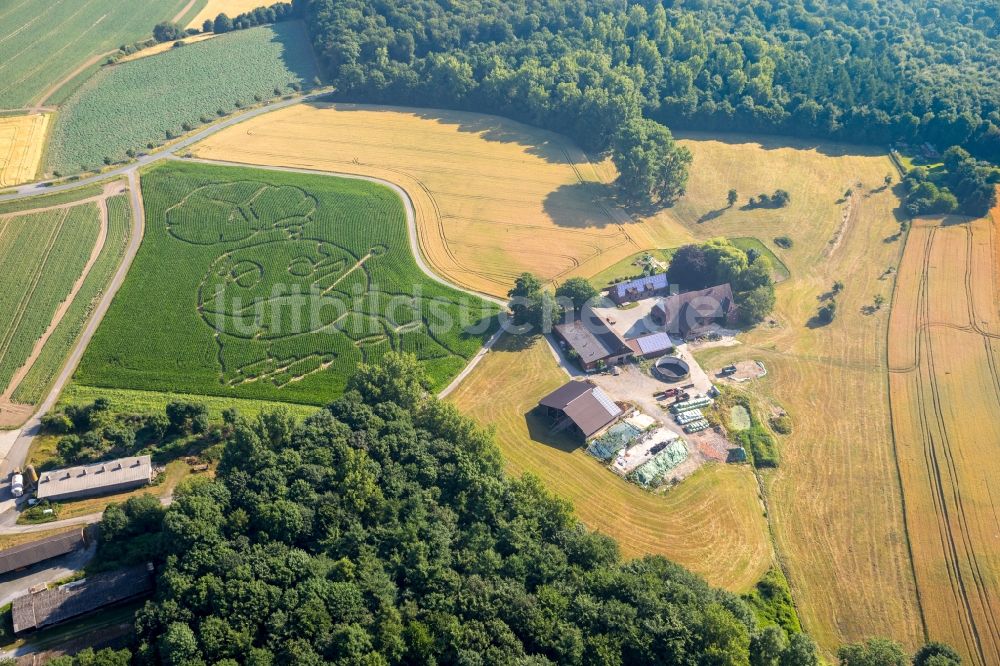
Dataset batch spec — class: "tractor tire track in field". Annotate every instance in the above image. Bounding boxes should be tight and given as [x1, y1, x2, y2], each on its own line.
[0, 210, 67, 380]
[0, 184, 119, 401]
[889, 221, 1000, 666]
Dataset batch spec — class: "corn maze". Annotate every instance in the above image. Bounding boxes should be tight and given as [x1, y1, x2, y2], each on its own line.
[75, 162, 499, 404]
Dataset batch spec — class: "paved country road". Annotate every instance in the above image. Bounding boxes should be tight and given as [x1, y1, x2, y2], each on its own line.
[0, 91, 510, 533]
[0, 91, 330, 204]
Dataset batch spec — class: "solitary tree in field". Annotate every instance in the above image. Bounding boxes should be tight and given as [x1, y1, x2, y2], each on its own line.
[771, 189, 791, 207]
[507, 272, 544, 327]
[912, 642, 961, 666]
[884, 174, 893, 187]
[832, 280, 844, 294]
[817, 300, 837, 324]
[873, 294, 885, 310]
[727, 188, 738, 207]
[611, 118, 692, 205]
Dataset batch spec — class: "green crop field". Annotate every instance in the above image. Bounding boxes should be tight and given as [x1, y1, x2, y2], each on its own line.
[0, 203, 100, 395]
[46, 22, 320, 174]
[10, 193, 133, 405]
[0, 0, 197, 108]
[75, 161, 498, 405]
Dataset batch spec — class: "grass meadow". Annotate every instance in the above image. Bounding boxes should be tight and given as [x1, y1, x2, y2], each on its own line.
[46, 22, 319, 174]
[58, 384, 320, 423]
[0, 0, 195, 108]
[75, 161, 498, 405]
[449, 333, 774, 593]
[663, 134, 926, 654]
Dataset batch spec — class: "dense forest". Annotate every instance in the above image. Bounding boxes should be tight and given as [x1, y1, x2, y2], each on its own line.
[95, 353, 822, 664]
[300, 0, 1000, 214]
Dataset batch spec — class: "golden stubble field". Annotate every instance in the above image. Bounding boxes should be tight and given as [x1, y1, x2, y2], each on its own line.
[449, 334, 774, 593]
[0, 113, 49, 187]
[887, 206, 1000, 666]
[661, 135, 925, 653]
[190, 102, 680, 298]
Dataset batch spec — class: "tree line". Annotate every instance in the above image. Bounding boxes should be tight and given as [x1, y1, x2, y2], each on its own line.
[298, 0, 1000, 212]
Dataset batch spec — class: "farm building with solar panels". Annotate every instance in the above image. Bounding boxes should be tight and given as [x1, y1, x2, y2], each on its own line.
[609, 273, 668, 304]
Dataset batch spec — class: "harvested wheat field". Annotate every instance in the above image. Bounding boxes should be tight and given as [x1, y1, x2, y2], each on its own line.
[187, 0, 281, 28]
[887, 210, 1000, 666]
[661, 135, 924, 653]
[449, 334, 773, 593]
[0, 113, 48, 187]
[190, 103, 681, 297]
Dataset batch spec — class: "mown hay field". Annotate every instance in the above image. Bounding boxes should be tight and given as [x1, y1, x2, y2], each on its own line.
[0, 113, 49, 187]
[0, 200, 101, 423]
[651, 135, 925, 653]
[449, 334, 774, 593]
[190, 103, 682, 298]
[887, 210, 1000, 666]
[186, 0, 281, 28]
[0, 0, 195, 108]
[75, 161, 497, 405]
[46, 22, 318, 174]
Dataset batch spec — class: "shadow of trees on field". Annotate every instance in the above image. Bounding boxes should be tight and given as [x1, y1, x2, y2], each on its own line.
[697, 207, 728, 224]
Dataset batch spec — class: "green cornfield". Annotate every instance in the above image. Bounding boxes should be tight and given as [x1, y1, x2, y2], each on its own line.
[11, 193, 133, 405]
[0, 0, 196, 108]
[47, 22, 319, 174]
[0, 203, 100, 395]
[75, 162, 499, 405]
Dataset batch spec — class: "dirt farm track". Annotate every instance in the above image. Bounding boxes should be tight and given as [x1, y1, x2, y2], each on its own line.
[888, 210, 1000, 666]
